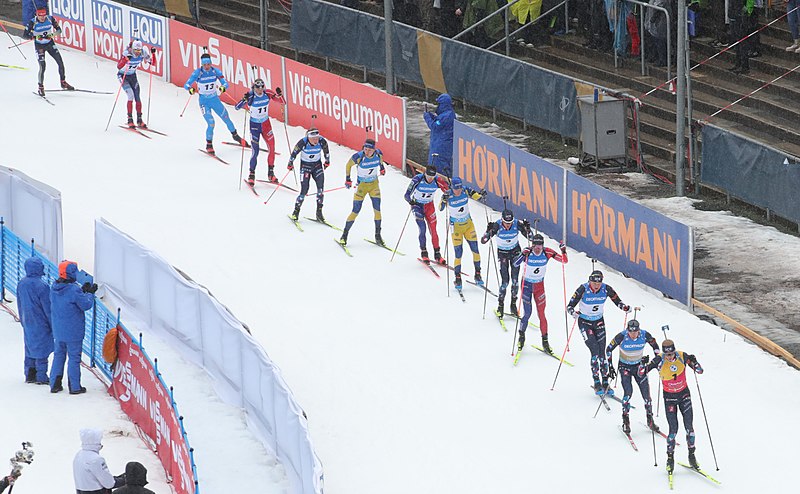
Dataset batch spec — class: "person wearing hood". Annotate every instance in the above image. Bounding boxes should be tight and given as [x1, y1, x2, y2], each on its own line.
[16, 256, 53, 384]
[112, 462, 155, 494]
[50, 260, 97, 394]
[73, 429, 126, 494]
[423, 93, 455, 177]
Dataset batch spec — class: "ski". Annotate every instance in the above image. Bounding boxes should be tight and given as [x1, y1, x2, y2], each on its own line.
[222, 141, 280, 154]
[199, 149, 229, 165]
[464, 279, 497, 296]
[0, 63, 27, 70]
[304, 217, 342, 231]
[513, 346, 523, 365]
[139, 127, 167, 136]
[46, 88, 113, 94]
[243, 181, 259, 196]
[33, 92, 55, 105]
[364, 238, 405, 256]
[639, 422, 673, 442]
[334, 238, 353, 257]
[605, 392, 633, 408]
[619, 426, 638, 451]
[288, 215, 303, 232]
[530, 345, 574, 366]
[590, 386, 611, 411]
[417, 258, 440, 278]
[676, 462, 721, 485]
[454, 288, 466, 303]
[256, 179, 298, 192]
[494, 310, 509, 332]
[118, 125, 151, 138]
[668, 470, 674, 490]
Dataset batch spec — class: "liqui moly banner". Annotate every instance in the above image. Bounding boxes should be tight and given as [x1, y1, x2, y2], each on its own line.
[90, 0, 124, 61]
[284, 58, 406, 167]
[128, 9, 165, 76]
[51, 0, 87, 51]
[168, 19, 282, 118]
[110, 328, 196, 494]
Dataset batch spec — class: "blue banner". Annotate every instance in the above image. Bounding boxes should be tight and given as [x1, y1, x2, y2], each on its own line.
[566, 173, 693, 305]
[452, 120, 565, 242]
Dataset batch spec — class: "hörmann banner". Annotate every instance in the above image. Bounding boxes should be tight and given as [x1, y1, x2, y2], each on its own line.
[566, 173, 693, 304]
[453, 120, 565, 242]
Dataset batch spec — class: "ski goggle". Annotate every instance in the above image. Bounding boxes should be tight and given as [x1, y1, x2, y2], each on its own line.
[589, 274, 603, 283]
[253, 80, 265, 89]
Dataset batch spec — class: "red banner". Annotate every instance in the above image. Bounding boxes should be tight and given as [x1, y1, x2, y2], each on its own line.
[109, 330, 195, 494]
[168, 20, 283, 119]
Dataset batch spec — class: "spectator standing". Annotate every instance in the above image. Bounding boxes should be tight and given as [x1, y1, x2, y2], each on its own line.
[423, 93, 456, 177]
[50, 260, 96, 394]
[785, 0, 800, 51]
[16, 256, 53, 385]
[456, 0, 502, 48]
[112, 462, 156, 494]
[509, 0, 543, 47]
[728, 0, 753, 74]
[73, 429, 126, 494]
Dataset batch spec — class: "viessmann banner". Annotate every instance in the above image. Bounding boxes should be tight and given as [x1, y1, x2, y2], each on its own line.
[453, 121, 693, 305]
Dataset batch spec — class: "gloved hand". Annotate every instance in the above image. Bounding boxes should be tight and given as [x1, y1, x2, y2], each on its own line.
[568, 307, 580, 319]
[287, 161, 294, 171]
[275, 87, 282, 97]
[522, 247, 532, 257]
[439, 194, 448, 211]
[607, 365, 617, 381]
[219, 86, 226, 93]
[521, 219, 531, 229]
[36, 35, 44, 41]
[324, 161, 330, 169]
[345, 178, 352, 189]
[480, 233, 490, 244]
[150, 47, 156, 55]
[46, 32, 56, 39]
[113, 473, 127, 488]
[620, 304, 631, 313]
[380, 168, 386, 176]
[188, 87, 196, 95]
[81, 282, 98, 294]
[695, 365, 704, 374]
[637, 363, 647, 377]
[641, 355, 650, 366]
[559, 242, 567, 254]
[408, 199, 418, 206]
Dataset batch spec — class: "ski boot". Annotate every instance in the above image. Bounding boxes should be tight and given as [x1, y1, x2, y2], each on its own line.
[474, 269, 484, 286]
[517, 330, 526, 352]
[593, 381, 603, 395]
[601, 378, 614, 396]
[290, 205, 300, 221]
[51, 375, 64, 394]
[666, 452, 675, 474]
[646, 412, 660, 432]
[205, 140, 215, 155]
[127, 115, 135, 129]
[231, 131, 248, 147]
[495, 302, 504, 319]
[454, 274, 463, 291]
[247, 170, 256, 187]
[433, 247, 446, 265]
[316, 205, 325, 222]
[60, 79, 75, 90]
[622, 413, 631, 434]
[339, 229, 349, 246]
[420, 249, 430, 264]
[267, 166, 278, 183]
[25, 368, 36, 384]
[688, 447, 699, 469]
[375, 228, 385, 246]
[137, 114, 147, 129]
[37, 83, 45, 97]
[510, 296, 518, 316]
[541, 334, 553, 355]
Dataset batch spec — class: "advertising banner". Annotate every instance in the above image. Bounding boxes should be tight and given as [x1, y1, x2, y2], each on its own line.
[90, 0, 125, 62]
[168, 19, 283, 117]
[51, 0, 88, 51]
[110, 328, 196, 494]
[128, 8, 166, 76]
[453, 120, 565, 241]
[566, 173, 693, 305]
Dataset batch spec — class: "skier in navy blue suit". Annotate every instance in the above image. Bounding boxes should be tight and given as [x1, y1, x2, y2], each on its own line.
[423, 93, 455, 177]
[49, 260, 96, 394]
[16, 256, 53, 384]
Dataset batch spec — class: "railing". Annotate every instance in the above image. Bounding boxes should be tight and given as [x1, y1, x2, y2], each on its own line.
[623, 0, 672, 82]
[487, 0, 570, 52]
[0, 220, 199, 494]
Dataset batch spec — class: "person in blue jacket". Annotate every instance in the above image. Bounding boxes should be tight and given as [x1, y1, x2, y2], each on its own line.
[16, 256, 53, 384]
[183, 52, 246, 155]
[423, 93, 455, 177]
[49, 260, 96, 394]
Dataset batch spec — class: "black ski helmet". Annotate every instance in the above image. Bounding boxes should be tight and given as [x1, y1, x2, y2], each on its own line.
[501, 209, 514, 223]
[531, 233, 544, 245]
[627, 319, 640, 332]
[588, 270, 603, 283]
[425, 165, 437, 177]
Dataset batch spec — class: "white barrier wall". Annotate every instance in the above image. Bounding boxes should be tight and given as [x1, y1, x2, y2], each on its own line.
[0, 165, 64, 263]
[93, 218, 324, 494]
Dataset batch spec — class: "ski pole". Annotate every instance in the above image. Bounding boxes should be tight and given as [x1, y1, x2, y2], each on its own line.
[656, 380, 662, 417]
[511, 255, 528, 356]
[7, 38, 33, 50]
[445, 207, 450, 298]
[238, 101, 249, 190]
[0, 21, 25, 59]
[281, 103, 298, 185]
[694, 372, 720, 470]
[390, 207, 412, 263]
[179, 92, 193, 117]
[550, 317, 578, 391]
[652, 418, 658, 467]
[104, 67, 129, 131]
[145, 48, 155, 126]
[262, 169, 293, 205]
[305, 186, 347, 196]
[560, 241, 569, 351]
